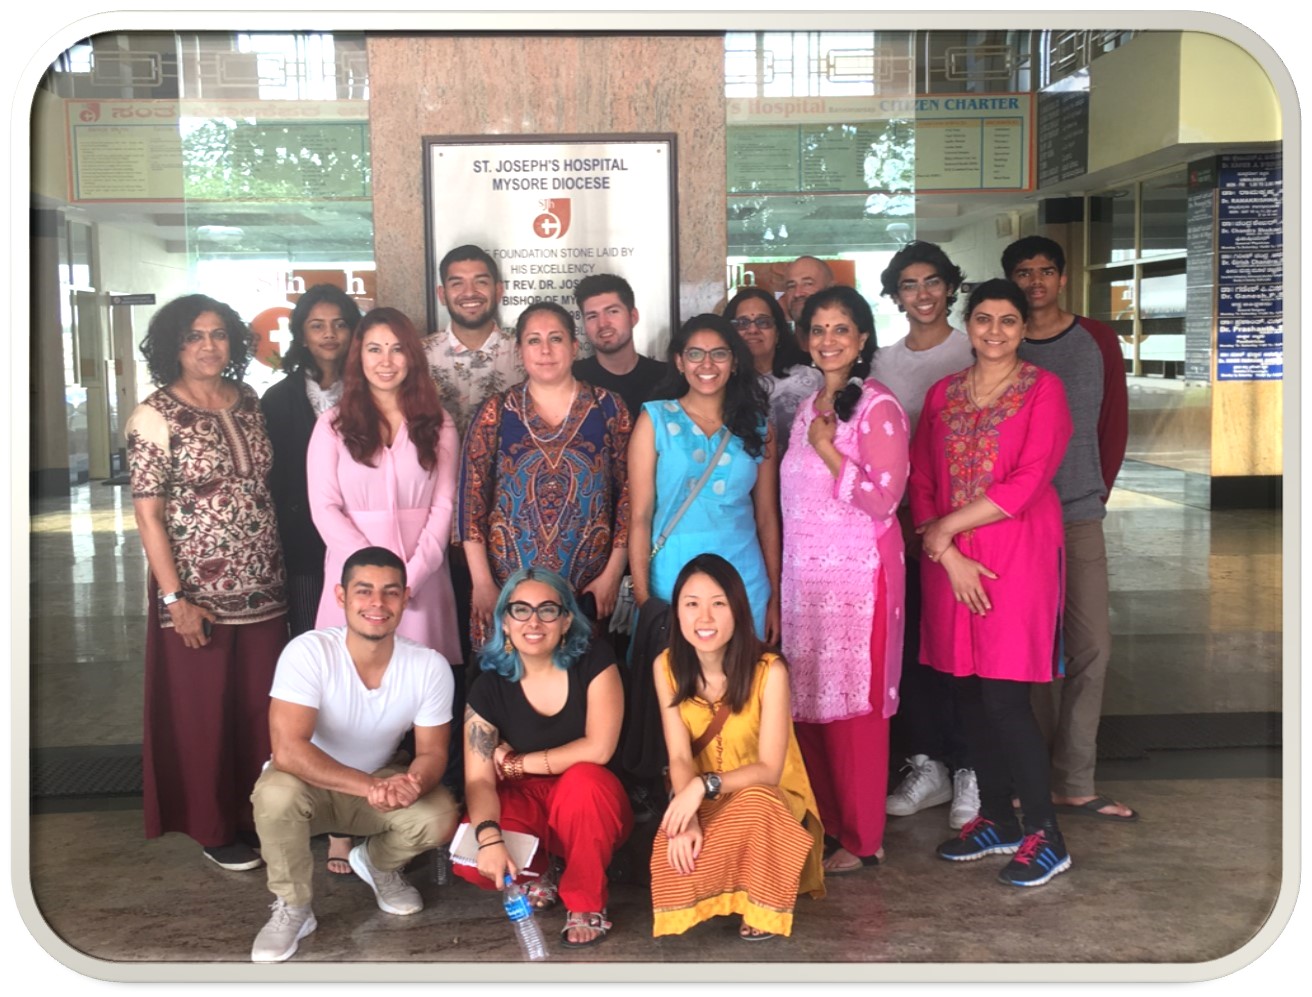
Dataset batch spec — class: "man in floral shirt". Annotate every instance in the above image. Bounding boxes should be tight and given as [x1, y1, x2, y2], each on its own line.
[423, 244, 524, 440]
[423, 244, 524, 786]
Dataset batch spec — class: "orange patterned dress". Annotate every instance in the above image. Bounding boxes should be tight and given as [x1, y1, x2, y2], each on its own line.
[650, 653, 825, 938]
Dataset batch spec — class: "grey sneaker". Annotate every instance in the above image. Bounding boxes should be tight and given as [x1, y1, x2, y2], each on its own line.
[949, 768, 981, 830]
[349, 842, 423, 915]
[251, 899, 317, 963]
[886, 754, 952, 816]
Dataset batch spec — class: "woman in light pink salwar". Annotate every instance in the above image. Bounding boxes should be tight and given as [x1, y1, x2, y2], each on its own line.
[780, 286, 909, 874]
[307, 307, 461, 666]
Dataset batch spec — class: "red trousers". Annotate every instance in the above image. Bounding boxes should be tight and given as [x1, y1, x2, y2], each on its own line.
[142, 591, 287, 847]
[794, 569, 890, 858]
[453, 762, 633, 912]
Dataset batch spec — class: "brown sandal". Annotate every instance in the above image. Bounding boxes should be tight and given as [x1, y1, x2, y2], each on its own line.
[561, 910, 611, 948]
[525, 879, 558, 910]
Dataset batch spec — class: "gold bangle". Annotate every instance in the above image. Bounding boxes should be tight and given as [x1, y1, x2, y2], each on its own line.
[543, 749, 553, 776]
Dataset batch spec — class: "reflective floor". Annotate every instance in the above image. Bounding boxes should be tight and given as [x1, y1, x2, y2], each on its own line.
[22, 470, 1285, 976]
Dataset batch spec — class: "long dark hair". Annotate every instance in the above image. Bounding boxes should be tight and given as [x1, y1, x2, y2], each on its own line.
[798, 286, 878, 423]
[667, 554, 778, 715]
[140, 294, 253, 386]
[722, 286, 809, 378]
[281, 284, 363, 380]
[651, 314, 769, 459]
[333, 307, 445, 471]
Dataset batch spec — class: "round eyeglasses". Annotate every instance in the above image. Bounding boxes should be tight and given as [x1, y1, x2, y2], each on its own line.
[505, 600, 565, 622]
[683, 346, 733, 363]
[730, 315, 776, 331]
[897, 275, 946, 295]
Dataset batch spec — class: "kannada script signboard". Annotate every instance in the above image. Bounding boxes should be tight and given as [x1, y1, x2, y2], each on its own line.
[1214, 152, 1282, 381]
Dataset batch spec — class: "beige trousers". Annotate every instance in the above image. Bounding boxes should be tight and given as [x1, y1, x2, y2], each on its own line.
[252, 764, 459, 907]
[1032, 518, 1113, 798]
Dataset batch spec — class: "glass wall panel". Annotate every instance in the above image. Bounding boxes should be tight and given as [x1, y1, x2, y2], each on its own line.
[1088, 185, 1136, 264]
[1140, 168, 1188, 258]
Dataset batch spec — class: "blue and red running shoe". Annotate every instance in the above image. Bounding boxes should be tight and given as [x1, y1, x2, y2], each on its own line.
[935, 816, 1024, 862]
[997, 828, 1072, 886]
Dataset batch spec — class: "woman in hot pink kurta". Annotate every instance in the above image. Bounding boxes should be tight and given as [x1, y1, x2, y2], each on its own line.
[307, 308, 461, 665]
[908, 352, 1070, 682]
[908, 279, 1074, 889]
[780, 286, 909, 874]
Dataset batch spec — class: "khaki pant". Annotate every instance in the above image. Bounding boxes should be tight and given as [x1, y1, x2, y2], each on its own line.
[1032, 518, 1113, 798]
[252, 764, 459, 907]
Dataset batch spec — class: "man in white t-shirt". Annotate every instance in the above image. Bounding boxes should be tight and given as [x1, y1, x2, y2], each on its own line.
[871, 241, 978, 832]
[250, 546, 459, 963]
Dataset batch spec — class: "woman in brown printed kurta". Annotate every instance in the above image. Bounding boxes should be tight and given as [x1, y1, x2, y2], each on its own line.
[126, 294, 287, 872]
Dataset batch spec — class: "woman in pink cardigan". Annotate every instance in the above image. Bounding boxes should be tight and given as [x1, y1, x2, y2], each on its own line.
[307, 307, 461, 666]
[779, 285, 910, 874]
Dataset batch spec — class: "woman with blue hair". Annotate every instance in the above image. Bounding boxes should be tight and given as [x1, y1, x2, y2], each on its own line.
[455, 569, 632, 948]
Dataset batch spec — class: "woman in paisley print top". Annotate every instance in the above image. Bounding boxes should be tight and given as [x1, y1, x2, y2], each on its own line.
[458, 301, 632, 649]
[127, 294, 287, 874]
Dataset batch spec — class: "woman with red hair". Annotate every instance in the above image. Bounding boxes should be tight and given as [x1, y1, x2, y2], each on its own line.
[308, 307, 460, 663]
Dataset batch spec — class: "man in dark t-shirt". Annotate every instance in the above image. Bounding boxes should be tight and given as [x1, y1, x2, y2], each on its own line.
[572, 273, 668, 420]
[1003, 235, 1135, 824]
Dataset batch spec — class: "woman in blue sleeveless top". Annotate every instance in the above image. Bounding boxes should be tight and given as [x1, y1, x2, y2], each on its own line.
[627, 314, 780, 642]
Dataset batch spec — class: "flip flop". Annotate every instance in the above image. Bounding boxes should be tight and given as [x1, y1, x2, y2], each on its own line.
[1054, 795, 1139, 823]
[326, 835, 355, 875]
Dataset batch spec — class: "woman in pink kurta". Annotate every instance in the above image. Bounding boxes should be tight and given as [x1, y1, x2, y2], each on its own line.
[308, 308, 461, 666]
[780, 286, 909, 873]
[909, 279, 1074, 888]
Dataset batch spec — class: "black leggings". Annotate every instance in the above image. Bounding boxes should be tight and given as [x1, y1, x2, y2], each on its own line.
[952, 674, 1055, 830]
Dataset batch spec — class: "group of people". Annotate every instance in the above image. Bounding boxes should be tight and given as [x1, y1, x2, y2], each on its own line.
[125, 235, 1131, 964]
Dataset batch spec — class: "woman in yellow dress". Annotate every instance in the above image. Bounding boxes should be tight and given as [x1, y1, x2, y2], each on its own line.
[650, 553, 824, 941]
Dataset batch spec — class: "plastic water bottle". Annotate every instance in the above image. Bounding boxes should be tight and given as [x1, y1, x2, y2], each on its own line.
[502, 875, 548, 961]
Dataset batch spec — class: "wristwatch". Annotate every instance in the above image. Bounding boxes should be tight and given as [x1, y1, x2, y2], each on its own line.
[701, 772, 722, 801]
[160, 590, 186, 607]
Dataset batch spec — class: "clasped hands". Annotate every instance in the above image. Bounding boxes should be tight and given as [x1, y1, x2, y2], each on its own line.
[367, 772, 423, 812]
[916, 517, 998, 616]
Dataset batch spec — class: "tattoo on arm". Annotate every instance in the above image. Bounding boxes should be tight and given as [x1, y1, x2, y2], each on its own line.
[467, 718, 498, 761]
[463, 704, 474, 722]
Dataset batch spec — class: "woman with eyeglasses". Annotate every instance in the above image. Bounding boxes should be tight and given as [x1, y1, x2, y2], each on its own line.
[457, 569, 631, 949]
[127, 294, 287, 872]
[628, 314, 780, 642]
[723, 287, 821, 460]
[458, 301, 631, 649]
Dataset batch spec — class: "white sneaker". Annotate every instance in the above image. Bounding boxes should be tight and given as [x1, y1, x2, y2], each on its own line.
[949, 767, 981, 830]
[349, 842, 423, 915]
[251, 899, 317, 963]
[886, 754, 952, 816]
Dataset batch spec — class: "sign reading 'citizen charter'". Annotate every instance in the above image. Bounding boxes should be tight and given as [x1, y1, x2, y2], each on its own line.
[423, 135, 679, 359]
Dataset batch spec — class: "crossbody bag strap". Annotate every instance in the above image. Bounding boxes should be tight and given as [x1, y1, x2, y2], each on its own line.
[689, 701, 731, 757]
[651, 429, 733, 557]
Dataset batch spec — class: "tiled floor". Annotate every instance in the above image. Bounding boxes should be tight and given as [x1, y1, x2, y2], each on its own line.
[21, 470, 1287, 980]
